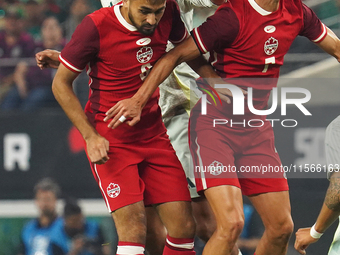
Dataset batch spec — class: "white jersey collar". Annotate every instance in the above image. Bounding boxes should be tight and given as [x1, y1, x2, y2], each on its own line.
[248, 0, 272, 16]
[114, 4, 137, 31]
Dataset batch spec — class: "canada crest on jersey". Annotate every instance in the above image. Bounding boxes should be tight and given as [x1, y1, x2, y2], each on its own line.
[264, 37, 278, 56]
[137, 46, 153, 63]
[107, 183, 120, 198]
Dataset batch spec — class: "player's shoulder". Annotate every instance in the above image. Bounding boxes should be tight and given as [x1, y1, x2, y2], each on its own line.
[166, 0, 188, 14]
[215, 0, 238, 14]
[88, 6, 115, 27]
[283, 0, 304, 12]
[211, 0, 238, 21]
[160, 0, 181, 20]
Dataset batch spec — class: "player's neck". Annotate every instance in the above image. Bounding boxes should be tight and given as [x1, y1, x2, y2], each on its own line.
[120, 6, 134, 27]
[255, 0, 280, 12]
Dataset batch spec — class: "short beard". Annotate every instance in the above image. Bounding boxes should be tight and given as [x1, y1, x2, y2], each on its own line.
[128, 12, 155, 35]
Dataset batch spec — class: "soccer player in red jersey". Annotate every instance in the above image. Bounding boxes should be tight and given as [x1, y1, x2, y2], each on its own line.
[49, 0, 223, 254]
[106, 0, 340, 254]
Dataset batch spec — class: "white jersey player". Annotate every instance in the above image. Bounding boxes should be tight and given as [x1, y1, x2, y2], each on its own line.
[295, 115, 340, 255]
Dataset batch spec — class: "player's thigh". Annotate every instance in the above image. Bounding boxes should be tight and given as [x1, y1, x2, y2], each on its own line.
[204, 185, 244, 227]
[236, 134, 288, 195]
[166, 113, 199, 198]
[89, 145, 144, 212]
[141, 132, 191, 206]
[248, 191, 293, 232]
[165, 113, 191, 174]
[112, 201, 147, 243]
[190, 130, 240, 192]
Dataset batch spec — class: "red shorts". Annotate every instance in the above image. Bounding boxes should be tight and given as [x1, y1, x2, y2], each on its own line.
[88, 131, 191, 212]
[189, 103, 288, 196]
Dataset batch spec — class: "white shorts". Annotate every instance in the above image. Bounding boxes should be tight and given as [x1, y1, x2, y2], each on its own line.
[165, 113, 199, 198]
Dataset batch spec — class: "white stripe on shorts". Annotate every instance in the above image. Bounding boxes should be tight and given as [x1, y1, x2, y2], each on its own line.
[195, 137, 207, 190]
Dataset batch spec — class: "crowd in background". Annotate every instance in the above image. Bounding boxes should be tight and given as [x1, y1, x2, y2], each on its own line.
[0, 0, 101, 111]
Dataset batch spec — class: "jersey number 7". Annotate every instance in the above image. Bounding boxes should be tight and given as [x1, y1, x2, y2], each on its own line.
[262, 57, 276, 73]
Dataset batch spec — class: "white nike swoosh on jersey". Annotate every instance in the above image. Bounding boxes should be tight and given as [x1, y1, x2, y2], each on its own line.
[264, 25, 276, 33]
[136, 38, 151, 46]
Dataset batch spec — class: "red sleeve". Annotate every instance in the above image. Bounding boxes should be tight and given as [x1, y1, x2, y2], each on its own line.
[190, 6, 239, 54]
[299, 3, 327, 43]
[168, 0, 188, 44]
[59, 16, 100, 73]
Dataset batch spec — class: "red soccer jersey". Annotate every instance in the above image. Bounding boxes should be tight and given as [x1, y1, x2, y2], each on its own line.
[59, 0, 187, 143]
[192, 0, 326, 90]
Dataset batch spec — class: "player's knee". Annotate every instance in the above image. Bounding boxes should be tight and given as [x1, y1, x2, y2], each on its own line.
[215, 217, 244, 244]
[119, 220, 147, 243]
[181, 216, 196, 237]
[266, 216, 294, 244]
[167, 215, 196, 238]
[114, 208, 147, 243]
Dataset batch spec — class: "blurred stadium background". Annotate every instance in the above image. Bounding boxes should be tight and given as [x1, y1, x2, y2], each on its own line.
[0, 0, 340, 254]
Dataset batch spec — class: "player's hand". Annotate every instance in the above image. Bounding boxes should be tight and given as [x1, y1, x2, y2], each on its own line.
[294, 227, 319, 255]
[35, 49, 61, 70]
[104, 97, 142, 129]
[215, 87, 247, 104]
[85, 133, 110, 164]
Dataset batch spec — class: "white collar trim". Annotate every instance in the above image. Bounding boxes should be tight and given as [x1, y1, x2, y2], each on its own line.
[248, 0, 272, 16]
[114, 4, 137, 31]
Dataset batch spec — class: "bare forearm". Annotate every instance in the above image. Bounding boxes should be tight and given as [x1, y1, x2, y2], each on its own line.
[314, 172, 340, 233]
[134, 36, 201, 106]
[186, 56, 220, 80]
[52, 67, 98, 140]
[134, 49, 186, 106]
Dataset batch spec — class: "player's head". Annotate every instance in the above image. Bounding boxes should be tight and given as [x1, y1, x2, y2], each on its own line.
[34, 178, 60, 218]
[122, 0, 166, 35]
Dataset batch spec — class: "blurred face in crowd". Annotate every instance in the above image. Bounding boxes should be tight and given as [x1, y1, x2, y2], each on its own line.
[64, 213, 85, 237]
[41, 16, 63, 47]
[4, 15, 22, 37]
[71, 0, 91, 19]
[123, 0, 166, 35]
[25, 1, 44, 23]
[35, 189, 58, 218]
